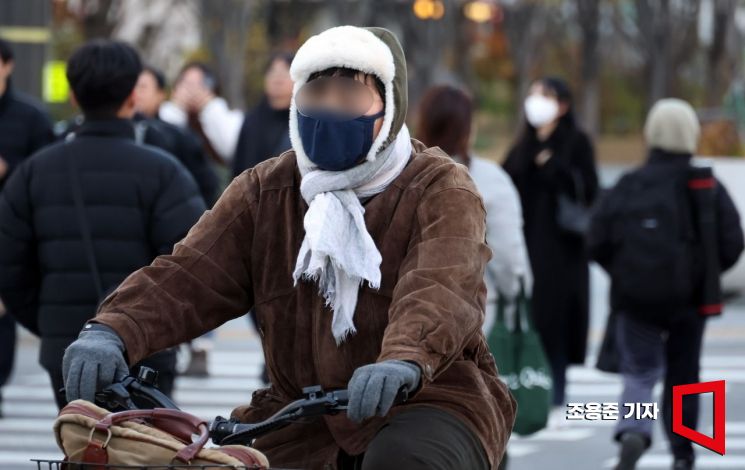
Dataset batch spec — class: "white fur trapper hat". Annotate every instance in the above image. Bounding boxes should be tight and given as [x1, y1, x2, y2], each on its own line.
[288, 26, 408, 168]
[644, 98, 701, 154]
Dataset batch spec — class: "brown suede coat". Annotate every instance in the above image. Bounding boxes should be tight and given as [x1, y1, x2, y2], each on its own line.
[94, 140, 516, 469]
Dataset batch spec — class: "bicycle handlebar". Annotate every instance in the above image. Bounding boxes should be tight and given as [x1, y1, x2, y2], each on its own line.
[94, 367, 178, 411]
[95, 368, 409, 447]
[210, 385, 411, 446]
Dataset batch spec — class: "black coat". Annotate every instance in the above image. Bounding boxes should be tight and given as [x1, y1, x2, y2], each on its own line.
[59, 115, 220, 207]
[503, 121, 598, 364]
[232, 97, 290, 177]
[588, 150, 744, 309]
[0, 119, 206, 366]
[0, 85, 54, 191]
[134, 115, 220, 207]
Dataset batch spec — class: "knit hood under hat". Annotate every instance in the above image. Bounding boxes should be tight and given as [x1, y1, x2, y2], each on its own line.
[644, 98, 701, 154]
[288, 26, 412, 343]
[288, 26, 408, 167]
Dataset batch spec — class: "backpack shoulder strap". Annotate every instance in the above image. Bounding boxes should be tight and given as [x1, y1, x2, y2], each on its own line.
[64, 136, 104, 302]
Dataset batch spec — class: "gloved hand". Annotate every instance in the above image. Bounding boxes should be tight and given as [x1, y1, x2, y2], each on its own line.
[347, 360, 421, 423]
[62, 323, 129, 403]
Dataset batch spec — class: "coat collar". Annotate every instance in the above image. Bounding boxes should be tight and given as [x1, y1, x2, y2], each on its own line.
[647, 147, 693, 166]
[75, 118, 136, 140]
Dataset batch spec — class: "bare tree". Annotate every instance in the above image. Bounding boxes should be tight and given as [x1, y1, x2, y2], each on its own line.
[66, 0, 119, 39]
[576, 0, 601, 136]
[615, 0, 701, 108]
[114, 0, 200, 79]
[200, 0, 254, 109]
[704, 0, 738, 106]
[501, 0, 546, 103]
[363, 0, 462, 110]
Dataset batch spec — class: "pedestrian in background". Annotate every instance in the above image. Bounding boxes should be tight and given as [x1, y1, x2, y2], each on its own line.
[0, 37, 54, 417]
[230, 52, 294, 385]
[0, 40, 206, 408]
[232, 52, 294, 176]
[160, 62, 243, 165]
[417, 84, 532, 330]
[503, 77, 598, 422]
[0, 38, 54, 191]
[134, 65, 219, 206]
[588, 98, 744, 470]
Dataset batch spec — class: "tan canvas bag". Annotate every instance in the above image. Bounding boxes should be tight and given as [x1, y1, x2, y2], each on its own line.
[54, 400, 269, 469]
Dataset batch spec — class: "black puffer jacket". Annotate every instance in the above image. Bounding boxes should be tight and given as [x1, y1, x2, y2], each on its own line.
[0, 119, 207, 342]
[0, 85, 54, 191]
[58, 115, 220, 207]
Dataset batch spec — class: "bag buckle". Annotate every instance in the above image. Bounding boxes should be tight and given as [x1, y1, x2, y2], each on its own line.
[88, 426, 113, 448]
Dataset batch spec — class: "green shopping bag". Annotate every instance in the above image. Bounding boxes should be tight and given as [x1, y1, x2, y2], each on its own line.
[487, 283, 552, 436]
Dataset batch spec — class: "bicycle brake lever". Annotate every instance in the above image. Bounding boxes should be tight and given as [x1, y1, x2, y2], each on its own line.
[128, 378, 179, 409]
[95, 382, 136, 410]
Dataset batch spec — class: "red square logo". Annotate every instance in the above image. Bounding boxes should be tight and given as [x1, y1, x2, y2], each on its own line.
[672, 380, 726, 455]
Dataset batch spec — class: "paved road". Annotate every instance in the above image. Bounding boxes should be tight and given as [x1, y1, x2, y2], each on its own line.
[1, 271, 743, 468]
[508, 269, 745, 469]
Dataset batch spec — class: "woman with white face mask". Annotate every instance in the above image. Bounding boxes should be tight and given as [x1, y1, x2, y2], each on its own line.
[503, 77, 599, 425]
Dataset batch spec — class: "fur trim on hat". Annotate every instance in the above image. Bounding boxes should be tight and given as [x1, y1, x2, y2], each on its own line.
[289, 26, 397, 169]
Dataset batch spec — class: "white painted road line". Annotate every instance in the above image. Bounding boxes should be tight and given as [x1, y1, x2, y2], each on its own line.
[604, 454, 745, 468]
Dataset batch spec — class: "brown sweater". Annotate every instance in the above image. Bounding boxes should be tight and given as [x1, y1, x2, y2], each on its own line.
[94, 140, 516, 469]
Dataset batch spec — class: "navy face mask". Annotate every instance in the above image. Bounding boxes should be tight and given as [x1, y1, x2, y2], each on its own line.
[297, 108, 385, 171]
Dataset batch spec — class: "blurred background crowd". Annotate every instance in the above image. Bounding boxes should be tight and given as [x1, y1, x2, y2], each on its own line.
[5, 0, 745, 162]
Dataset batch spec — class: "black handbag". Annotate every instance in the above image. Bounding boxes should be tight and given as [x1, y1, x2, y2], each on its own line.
[557, 169, 590, 236]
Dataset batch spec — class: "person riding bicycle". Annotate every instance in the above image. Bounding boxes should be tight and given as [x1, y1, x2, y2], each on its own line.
[63, 26, 516, 470]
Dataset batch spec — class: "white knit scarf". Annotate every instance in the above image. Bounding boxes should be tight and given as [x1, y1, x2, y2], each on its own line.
[293, 126, 412, 344]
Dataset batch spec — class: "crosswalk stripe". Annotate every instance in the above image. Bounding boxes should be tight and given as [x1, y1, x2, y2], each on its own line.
[510, 428, 595, 441]
[724, 422, 745, 434]
[0, 434, 57, 450]
[2, 403, 237, 421]
[504, 442, 539, 457]
[175, 376, 264, 391]
[0, 452, 63, 467]
[208, 350, 266, 363]
[568, 367, 745, 384]
[0, 418, 60, 433]
[3, 377, 263, 404]
[566, 383, 622, 397]
[195, 363, 263, 377]
[604, 454, 745, 468]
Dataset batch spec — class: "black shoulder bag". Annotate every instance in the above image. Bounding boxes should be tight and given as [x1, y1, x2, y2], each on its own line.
[557, 169, 590, 236]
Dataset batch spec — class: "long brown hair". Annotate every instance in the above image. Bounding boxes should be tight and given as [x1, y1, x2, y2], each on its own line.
[417, 85, 473, 165]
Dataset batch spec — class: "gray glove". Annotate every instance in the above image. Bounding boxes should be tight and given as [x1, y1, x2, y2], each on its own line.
[347, 360, 421, 423]
[62, 323, 129, 403]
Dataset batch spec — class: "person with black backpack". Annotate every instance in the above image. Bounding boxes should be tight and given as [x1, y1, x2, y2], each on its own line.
[588, 98, 744, 470]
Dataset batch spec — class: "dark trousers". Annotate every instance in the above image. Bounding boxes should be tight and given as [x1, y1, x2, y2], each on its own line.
[337, 406, 490, 470]
[549, 351, 568, 406]
[614, 310, 706, 462]
[0, 314, 16, 413]
[0, 314, 15, 388]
